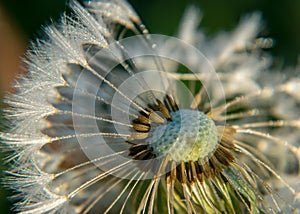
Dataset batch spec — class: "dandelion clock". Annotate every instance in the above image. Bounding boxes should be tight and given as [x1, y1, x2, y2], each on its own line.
[1, 0, 300, 213]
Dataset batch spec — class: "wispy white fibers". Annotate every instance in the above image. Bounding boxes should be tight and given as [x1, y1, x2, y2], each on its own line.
[1, 0, 300, 213]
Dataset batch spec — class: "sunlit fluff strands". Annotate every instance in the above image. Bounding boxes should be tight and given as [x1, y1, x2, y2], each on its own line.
[1, 0, 300, 213]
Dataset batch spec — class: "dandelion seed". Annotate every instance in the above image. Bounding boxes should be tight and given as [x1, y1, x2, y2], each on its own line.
[1, 0, 300, 213]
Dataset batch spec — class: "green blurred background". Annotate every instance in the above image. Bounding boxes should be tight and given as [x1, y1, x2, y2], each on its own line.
[0, 0, 299, 213]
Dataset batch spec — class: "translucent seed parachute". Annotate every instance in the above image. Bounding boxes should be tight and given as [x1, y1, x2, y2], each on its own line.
[1, 0, 300, 213]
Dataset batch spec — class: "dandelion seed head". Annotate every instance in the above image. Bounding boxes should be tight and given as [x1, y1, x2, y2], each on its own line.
[147, 109, 218, 162]
[1, 0, 300, 213]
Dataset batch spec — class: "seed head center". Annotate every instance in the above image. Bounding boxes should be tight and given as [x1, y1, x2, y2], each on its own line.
[147, 109, 219, 162]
